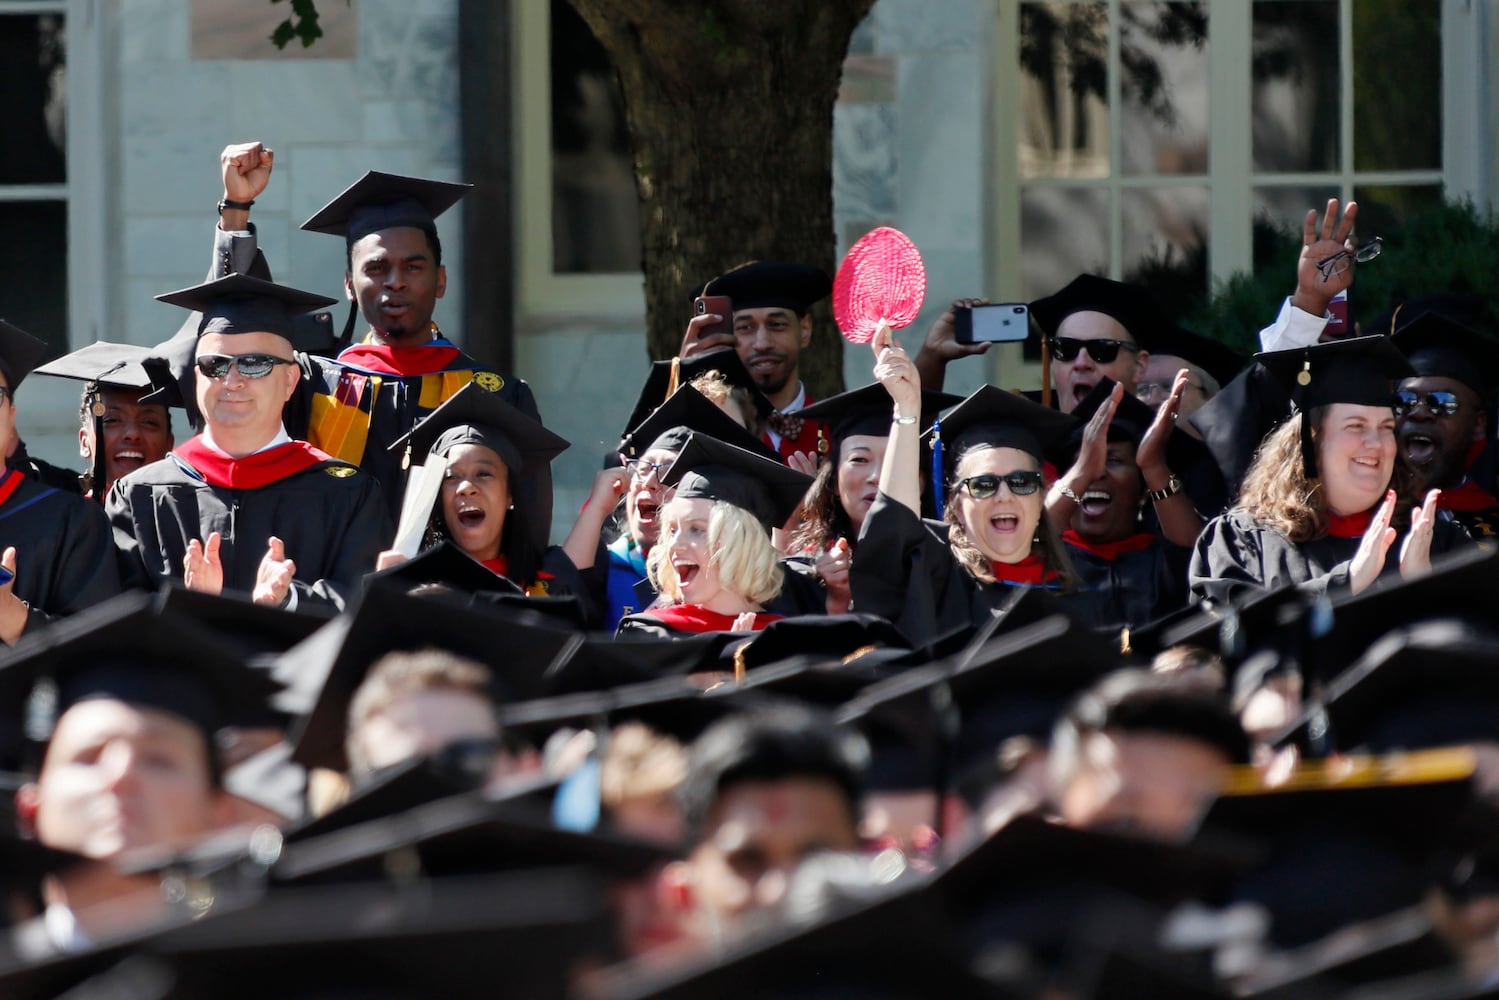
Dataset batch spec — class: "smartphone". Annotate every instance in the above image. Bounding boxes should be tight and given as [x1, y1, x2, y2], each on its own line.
[954, 303, 1030, 344]
[693, 294, 735, 346]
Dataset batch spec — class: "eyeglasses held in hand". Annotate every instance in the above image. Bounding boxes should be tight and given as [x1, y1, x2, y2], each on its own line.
[1049, 337, 1141, 365]
[1315, 236, 1383, 282]
[195, 353, 297, 380]
[955, 470, 1044, 499]
[1393, 389, 1462, 417]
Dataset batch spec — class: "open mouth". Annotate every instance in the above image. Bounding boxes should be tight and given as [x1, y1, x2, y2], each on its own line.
[455, 503, 487, 528]
[635, 498, 659, 523]
[989, 513, 1020, 534]
[112, 450, 146, 470]
[1079, 489, 1112, 518]
[1401, 433, 1437, 465]
[674, 561, 699, 586]
[1071, 381, 1095, 405]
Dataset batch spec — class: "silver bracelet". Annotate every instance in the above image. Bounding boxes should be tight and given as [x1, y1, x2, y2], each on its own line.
[892, 413, 918, 425]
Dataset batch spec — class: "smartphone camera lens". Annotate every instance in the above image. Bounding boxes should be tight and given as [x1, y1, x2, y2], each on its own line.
[1013, 306, 1025, 314]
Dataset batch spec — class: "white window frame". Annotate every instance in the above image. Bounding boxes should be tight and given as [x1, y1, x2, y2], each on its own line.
[512, 0, 646, 317]
[986, 0, 1485, 303]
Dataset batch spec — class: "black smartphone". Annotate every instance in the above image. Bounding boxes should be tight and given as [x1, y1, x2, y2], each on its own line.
[954, 303, 1030, 344]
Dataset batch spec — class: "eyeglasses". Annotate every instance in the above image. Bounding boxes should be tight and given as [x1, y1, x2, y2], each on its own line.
[626, 459, 672, 481]
[194, 353, 297, 380]
[955, 470, 1044, 499]
[1050, 337, 1141, 365]
[1393, 389, 1462, 417]
[1315, 236, 1383, 282]
[1135, 380, 1203, 404]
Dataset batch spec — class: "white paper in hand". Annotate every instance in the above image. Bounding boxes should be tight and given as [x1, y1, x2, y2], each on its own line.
[392, 453, 450, 558]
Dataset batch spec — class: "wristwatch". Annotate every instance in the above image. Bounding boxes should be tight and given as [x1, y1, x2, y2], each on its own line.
[217, 197, 255, 215]
[1147, 474, 1183, 503]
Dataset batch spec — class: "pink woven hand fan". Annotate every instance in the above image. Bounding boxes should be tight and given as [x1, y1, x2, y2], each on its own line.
[833, 227, 927, 344]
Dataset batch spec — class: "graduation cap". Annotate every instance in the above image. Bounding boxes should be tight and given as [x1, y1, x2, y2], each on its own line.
[129, 870, 613, 1000]
[796, 383, 963, 451]
[619, 348, 774, 445]
[154, 273, 338, 343]
[1149, 325, 1248, 389]
[0, 320, 50, 393]
[364, 539, 525, 600]
[1029, 274, 1168, 350]
[272, 792, 676, 887]
[695, 260, 832, 316]
[726, 613, 913, 674]
[1192, 751, 1482, 947]
[0, 592, 284, 764]
[662, 431, 814, 532]
[33, 341, 155, 394]
[300, 169, 471, 244]
[153, 585, 334, 662]
[285, 584, 577, 773]
[388, 379, 570, 475]
[617, 383, 779, 462]
[925, 385, 1080, 516]
[1067, 376, 1162, 449]
[544, 630, 737, 696]
[1370, 291, 1497, 340]
[1253, 334, 1414, 479]
[1389, 310, 1499, 397]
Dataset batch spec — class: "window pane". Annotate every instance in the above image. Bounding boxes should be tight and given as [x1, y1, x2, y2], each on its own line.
[1021, 187, 1110, 298]
[0, 201, 67, 355]
[0, 13, 66, 185]
[1019, 2, 1110, 179]
[1251, 185, 1339, 271]
[1120, 2, 1209, 176]
[1351, 184, 1443, 240]
[550, 0, 640, 274]
[1121, 185, 1209, 303]
[1352, 0, 1440, 171]
[1252, 1, 1339, 173]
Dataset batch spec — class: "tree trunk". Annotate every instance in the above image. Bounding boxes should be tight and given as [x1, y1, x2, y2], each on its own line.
[564, 0, 876, 400]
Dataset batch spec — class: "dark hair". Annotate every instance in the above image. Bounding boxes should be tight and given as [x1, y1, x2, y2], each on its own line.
[345, 223, 443, 270]
[1051, 669, 1252, 788]
[424, 462, 542, 588]
[678, 706, 869, 843]
[788, 457, 856, 554]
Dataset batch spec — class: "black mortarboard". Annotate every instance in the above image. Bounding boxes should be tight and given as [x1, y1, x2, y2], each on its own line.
[1192, 752, 1481, 947]
[797, 383, 963, 449]
[544, 631, 737, 696]
[133, 870, 613, 1000]
[727, 613, 913, 674]
[695, 260, 832, 316]
[1302, 618, 1499, 753]
[1390, 311, 1499, 397]
[1369, 291, 1496, 341]
[33, 341, 156, 393]
[154, 273, 338, 342]
[0, 833, 87, 909]
[285, 585, 576, 773]
[1254, 335, 1413, 479]
[1029, 274, 1167, 350]
[618, 384, 779, 461]
[364, 539, 525, 600]
[1149, 325, 1248, 388]
[153, 585, 334, 662]
[300, 169, 471, 244]
[0, 592, 283, 759]
[388, 379, 569, 475]
[1066, 377, 1201, 482]
[273, 792, 676, 887]
[929, 384, 1079, 472]
[662, 432, 814, 532]
[592, 874, 1002, 1000]
[619, 348, 774, 443]
[0, 320, 50, 393]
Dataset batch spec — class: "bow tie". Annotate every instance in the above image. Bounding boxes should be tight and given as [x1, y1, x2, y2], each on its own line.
[767, 409, 804, 441]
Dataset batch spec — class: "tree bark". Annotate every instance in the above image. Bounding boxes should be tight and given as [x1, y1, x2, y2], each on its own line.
[564, 0, 876, 400]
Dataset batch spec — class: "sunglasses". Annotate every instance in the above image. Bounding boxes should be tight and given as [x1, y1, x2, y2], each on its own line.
[194, 353, 297, 380]
[1049, 337, 1141, 365]
[955, 470, 1044, 499]
[1393, 389, 1462, 417]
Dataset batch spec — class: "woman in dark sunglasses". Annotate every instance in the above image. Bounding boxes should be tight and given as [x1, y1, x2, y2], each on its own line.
[1191, 337, 1469, 607]
[849, 328, 1089, 648]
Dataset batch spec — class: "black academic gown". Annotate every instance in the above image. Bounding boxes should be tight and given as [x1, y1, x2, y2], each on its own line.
[849, 492, 1098, 649]
[1189, 507, 1473, 607]
[0, 472, 121, 636]
[1064, 537, 1191, 632]
[106, 440, 389, 611]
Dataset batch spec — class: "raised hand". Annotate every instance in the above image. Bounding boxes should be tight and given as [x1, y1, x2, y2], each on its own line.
[221, 141, 274, 204]
[183, 532, 225, 595]
[1399, 488, 1442, 580]
[678, 311, 736, 359]
[1292, 198, 1359, 317]
[731, 611, 760, 633]
[872, 324, 920, 416]
[0, 548, 27, 645]
[1348, 490, 1398, 594]
[1137, 368, 1187, 483]
[252, 536, 297, 607]
[816, 537, 852, 615]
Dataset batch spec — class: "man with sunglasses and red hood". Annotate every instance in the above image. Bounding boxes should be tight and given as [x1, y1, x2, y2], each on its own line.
[106, 274, 388, 611]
